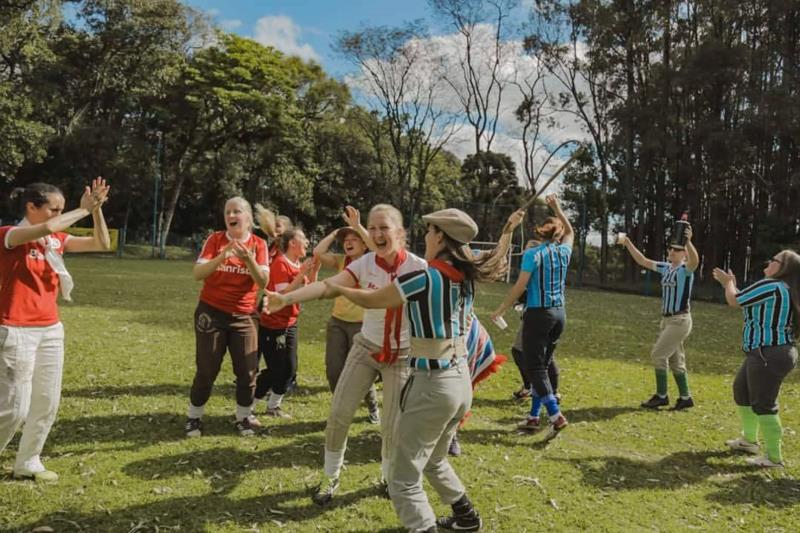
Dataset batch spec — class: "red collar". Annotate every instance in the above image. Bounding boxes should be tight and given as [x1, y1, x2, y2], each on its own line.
[375, 248, 407, 275]
[429, 259, 465, 283]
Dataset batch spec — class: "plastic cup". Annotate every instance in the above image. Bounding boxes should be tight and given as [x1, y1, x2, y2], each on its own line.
[616, 232, 627, 245]
[492, 315, 508, 330]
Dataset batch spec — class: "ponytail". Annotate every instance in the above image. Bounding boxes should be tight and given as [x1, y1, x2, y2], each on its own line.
[9, 183, 62, 217]
[773, 250, 800, 333]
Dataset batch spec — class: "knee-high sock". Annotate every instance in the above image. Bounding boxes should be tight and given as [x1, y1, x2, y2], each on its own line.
[736, 405, 759, 443]
[673, 371, 690, 398]
[655, 368, 668, 397]
[759, 414, 783, 463]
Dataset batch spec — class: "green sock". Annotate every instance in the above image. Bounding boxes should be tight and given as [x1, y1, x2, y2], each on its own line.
[673, 372, 690, 398]
[759, 414, 783, 463]
[736, 405, 759, 443]
[655, 368, 668, 397]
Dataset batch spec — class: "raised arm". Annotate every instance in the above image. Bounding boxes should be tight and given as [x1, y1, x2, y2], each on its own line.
[493, 208, 526, 257]
[343, 205, 375, 251]
[313, 229, 342, 269]
[685, 226, 699, 272]
[64, 178, 112, 253]
[712, 268, 740, 308]
[7, 181, 106, 248]
[545, 194, 574, 247]
[619, 236, 658, 271]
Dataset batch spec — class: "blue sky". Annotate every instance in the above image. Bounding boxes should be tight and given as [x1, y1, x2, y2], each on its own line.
[185, 0, 433, 78]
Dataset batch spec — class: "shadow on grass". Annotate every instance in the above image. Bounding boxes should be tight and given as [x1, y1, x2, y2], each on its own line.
[21, 486, 383, 532]
[558, 450, 753, 491]
[708, 474, 800, 508]
[122, 432, 382, 491]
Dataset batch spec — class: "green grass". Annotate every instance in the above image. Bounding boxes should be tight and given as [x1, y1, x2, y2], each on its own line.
[1, 257, 799, 532]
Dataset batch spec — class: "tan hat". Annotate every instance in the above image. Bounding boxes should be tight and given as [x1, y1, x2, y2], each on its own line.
[422, 208, 478, 244]
[336, 227, 363, 245]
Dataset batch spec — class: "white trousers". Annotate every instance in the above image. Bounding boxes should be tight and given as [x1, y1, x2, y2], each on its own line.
[0, 323, 64, 474]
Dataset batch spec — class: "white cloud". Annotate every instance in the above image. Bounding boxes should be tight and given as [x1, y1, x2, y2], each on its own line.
[345, 24, 592, 190]
[253, 15, 319, 62]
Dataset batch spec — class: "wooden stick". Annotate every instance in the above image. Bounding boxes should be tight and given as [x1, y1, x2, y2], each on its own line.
[522, 147, 585, 210]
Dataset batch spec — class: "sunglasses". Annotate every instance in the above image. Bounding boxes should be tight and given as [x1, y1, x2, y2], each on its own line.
[764, 257, 783, 266]
[668, 247, 684, 252]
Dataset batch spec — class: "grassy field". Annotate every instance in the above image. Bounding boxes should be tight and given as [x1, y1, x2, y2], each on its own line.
[1, 256, 799, 532]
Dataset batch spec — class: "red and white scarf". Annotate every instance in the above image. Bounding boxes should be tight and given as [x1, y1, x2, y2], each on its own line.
[371, 248, 408, 364]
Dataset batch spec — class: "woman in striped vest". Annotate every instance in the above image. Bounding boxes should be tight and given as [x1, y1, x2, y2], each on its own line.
[713, 250, 800, 468]
[619, 227, 699, 410]
[325, 208, 504, 532]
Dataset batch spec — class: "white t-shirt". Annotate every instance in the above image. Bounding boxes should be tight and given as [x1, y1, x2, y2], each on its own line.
[344, 251, 428, 348]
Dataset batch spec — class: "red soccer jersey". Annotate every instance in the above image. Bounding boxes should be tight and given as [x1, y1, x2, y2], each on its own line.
[260, 253, 304, 329]
[197, 231, 268, 315]
[0, 226, 70, 327]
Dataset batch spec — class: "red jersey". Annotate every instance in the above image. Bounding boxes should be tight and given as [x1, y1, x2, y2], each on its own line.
[260, 253, 304, 329]
[197, 231, 268, 315]
[0, 226, 70, 326]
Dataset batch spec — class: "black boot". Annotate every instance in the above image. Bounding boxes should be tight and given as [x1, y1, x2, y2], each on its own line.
[436, 494, 482, 531]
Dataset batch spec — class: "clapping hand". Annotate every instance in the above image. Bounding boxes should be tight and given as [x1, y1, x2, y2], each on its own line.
[80, 176, 110, 212]
[712, 267, 736, 287]
[231, 241, 254, 261]
[544, 193, 560, 210]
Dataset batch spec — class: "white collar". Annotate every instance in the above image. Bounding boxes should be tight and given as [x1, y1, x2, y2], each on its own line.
[225, 230, 252, 243]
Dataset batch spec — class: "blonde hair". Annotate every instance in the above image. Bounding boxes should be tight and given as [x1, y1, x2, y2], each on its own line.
[225, 196, 254, 231]
[276, 215, 293, 233]
[368, 204, 406, 246]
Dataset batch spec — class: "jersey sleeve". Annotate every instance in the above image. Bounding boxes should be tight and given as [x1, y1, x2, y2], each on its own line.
[197, 233, 220, 263]
[394, 270, 429, 303]
[0, 226, 12, 252]
[269, 259, 292, 292]
[254, 238, 269, 272]
[654, 261, 670, 275]
[344, 253, 368, 283]
[736, 280, 778, 308]
[520, 248, 539, 273]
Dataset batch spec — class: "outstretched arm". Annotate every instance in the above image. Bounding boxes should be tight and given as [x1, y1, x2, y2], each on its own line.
[327, 282, 404, 309]
[620, 236, 658, 272]
[64, 178, 113, 253]
[265, 269, 356, 313]
[7, 180, 107, 249]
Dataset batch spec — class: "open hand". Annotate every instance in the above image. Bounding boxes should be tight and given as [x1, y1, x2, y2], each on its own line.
[342, 206, 361, 229]
[712, 267, 736, 286]
[264, 290, 290, 314]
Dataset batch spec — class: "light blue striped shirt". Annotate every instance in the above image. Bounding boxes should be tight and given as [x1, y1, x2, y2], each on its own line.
[735, 279, 795, 351]
[521, 243, 572, 308]
[654, 262, 694, 316]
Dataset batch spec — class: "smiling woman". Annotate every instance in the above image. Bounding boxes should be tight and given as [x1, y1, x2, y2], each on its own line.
[185, 196, 270, 438]
[0, 178, 110, 483]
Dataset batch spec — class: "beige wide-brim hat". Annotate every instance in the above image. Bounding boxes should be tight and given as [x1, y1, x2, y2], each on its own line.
[422, 208, 479, 244]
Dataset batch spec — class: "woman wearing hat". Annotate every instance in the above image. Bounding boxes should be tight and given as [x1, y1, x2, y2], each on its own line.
[0, 178, 110, 482]
[619, 227, 698, 410]
[713, 251, 800, 468]
[491, 194, 573, 439]
[265, 203, 426, 505]
[313, 221, 380, 424]
[325, 208, 503, 533]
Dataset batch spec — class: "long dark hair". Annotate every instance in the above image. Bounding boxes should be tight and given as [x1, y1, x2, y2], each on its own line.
[9, 183, 62, 217]
[279, 228, 303, 253]
[433, 227, 507, 297]
[773, 250, 800, 332]
[533, 216, 564, 242]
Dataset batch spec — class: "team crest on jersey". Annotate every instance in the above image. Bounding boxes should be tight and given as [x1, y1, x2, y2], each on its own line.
[48, 238, 62, 250]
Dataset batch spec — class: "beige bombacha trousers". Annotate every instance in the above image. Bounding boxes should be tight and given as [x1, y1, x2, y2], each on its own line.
[323, 333, 410, 481]
[651, 313, 693, 372]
